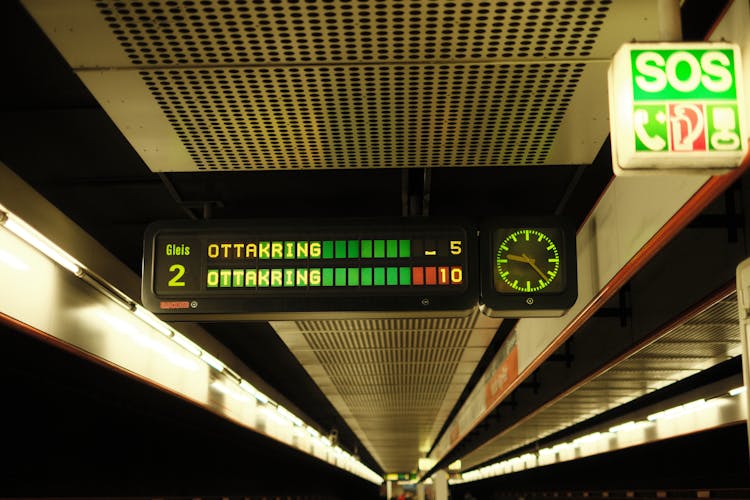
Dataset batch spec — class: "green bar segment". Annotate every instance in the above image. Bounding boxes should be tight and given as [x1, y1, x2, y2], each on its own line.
[347, 267, 359, 286]
[386, 267, 398, 285]
[323, 241, 334, 259]
[322, 268, 334, 286]
[361, 267, 372, 286]
[361, 240, 373, 258]
[374, 240, 385, 258]
[386, 240, 398, 258]
[335, 240, 347, 258]
[399, 240, 410, 257]
[335, 267, 347, 286]
[374, 267, 386, 286]
[399, 267, 411, 285]
[348, 240, 359, 258]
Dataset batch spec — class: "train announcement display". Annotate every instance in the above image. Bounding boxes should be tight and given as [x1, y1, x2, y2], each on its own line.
[142, 219, 476, 319]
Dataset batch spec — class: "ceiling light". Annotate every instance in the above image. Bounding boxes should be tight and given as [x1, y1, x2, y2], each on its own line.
[418, 457, 437, 471]
[133, 305, 173, 337]
[171, 332, 202, 356]
[276, 405, 304, 427]
[551, 442, 572, 452]
[262, 405, 290, 427]
[647, 399, 707, 422]
[200, 351, 225, 372]
[239, 380, 270, 404]
[306, 426, 321, 438]
[729, 386, 746, 396]
[1, 213, 81, 275]
[609, 420, 636, 433]
[211, 380, 250, 402]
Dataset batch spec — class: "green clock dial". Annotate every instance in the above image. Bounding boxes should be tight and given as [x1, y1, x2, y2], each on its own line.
[495, 229, 561, 293]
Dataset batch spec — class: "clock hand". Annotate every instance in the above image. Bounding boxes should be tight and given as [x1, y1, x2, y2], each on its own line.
[522, 253, 548, 282]
[506, 253, 530, 263]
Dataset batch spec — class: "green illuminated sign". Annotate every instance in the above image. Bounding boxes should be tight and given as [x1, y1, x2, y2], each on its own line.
[142, 219, 476, 318]
[609, 42, 748, 174]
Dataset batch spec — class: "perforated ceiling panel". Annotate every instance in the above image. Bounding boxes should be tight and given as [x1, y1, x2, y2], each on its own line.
[23, 0, 664, 171]
[272, 311, 502, 472]
[98, 1, 606, 65]
[460, 293, 742, 470]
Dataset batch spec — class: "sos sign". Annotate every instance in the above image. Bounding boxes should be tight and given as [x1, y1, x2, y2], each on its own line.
[608, 43, 747, 175]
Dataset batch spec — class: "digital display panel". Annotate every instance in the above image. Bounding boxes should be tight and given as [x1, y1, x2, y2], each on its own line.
[142, 219, 476, 319]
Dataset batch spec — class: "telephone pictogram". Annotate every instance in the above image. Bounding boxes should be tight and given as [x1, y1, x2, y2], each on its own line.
[634, 108, 667, 151]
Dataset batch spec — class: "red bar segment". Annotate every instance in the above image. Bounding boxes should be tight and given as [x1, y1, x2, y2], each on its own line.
[412, 266, 424, 285]
[425, 267, 437, 285]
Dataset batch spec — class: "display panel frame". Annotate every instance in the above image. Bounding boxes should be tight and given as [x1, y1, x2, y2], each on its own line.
[142, 218, 478, 319]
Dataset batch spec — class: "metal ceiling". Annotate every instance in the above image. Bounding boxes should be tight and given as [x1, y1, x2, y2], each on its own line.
[460, 291, 742, 470]
[273, 312, 502, 472]
[24, 0, 663, 171]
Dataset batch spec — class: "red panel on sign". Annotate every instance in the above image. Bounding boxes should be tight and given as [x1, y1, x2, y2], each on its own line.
[412, 266, 424, 285]
[425, 267, 437, 285]
[668, 103, 706, 152]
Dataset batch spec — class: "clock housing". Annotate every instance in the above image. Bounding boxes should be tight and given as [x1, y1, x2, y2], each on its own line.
[480, 217, 577, 317]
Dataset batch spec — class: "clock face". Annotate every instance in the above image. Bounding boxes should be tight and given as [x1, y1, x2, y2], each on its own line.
[494, 228, 564, 294]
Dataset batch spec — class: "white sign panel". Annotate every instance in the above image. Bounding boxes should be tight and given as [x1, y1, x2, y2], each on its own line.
[609, 42, 748, 175]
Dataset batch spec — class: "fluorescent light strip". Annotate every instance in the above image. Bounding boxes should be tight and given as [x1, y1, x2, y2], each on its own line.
[211, 380, 250, 402]
[200, 351, 225, 372]
[262, 405, 290, 426]
[729, 386, 746, 396]
[572, 432, 608, 445]
[171, 332, 202, 356]
[277, 405, 304, 427]
[133, 306, 173, 337]
[239, 380, 270, 404]
[647, 398, 707, 422]
[0, 209, 381, 484]
[1, 215, 81, 275]
[458, 396, 726, 485]
[609, 420, 652, 433]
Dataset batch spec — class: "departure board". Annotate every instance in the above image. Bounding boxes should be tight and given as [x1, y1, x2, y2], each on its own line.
[142, 219, 477, 319]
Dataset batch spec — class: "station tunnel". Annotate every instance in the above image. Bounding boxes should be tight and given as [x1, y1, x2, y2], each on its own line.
[1, 1, 750, 499]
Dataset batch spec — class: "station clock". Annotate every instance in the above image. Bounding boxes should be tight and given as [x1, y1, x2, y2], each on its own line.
[480, 217, 577, 317]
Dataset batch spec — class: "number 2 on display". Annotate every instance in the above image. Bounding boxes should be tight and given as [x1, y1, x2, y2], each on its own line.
[168, 264, 186, 287]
